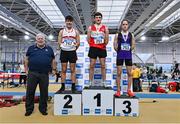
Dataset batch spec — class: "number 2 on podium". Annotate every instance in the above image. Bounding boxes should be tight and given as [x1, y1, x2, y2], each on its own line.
[63, 95, 73, 108]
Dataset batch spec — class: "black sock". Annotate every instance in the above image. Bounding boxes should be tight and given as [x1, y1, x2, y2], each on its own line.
[61, 83, 65, 89]
[72, 83, 76, 90]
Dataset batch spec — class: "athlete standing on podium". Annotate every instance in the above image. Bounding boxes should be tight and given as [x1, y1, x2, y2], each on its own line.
[58, 15, 80, 92]
[114, 19, 135, 97]
[87, 12, 109, 87]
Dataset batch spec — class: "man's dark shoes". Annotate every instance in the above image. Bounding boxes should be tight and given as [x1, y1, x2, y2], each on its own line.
[40, 111, 48, 115]
[25, 111, 32, 116]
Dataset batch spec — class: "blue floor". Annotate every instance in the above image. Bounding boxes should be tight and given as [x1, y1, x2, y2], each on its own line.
[0, 92, 180, 99]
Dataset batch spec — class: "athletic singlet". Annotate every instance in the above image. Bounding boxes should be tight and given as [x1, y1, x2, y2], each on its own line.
[89, 24, 107, 50]
[117, 31, 133, 59]
[61, 28, 77, 51]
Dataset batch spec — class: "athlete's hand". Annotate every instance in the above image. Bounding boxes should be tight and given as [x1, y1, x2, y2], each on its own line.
[25, 70, 28, 75]
[52, 69, 57, 76]
[73, 42, 78, 46]
[56, 47, 61, 51]
[132, 48, 135, 53]
[55, 50, 60, 56]
[73, 42, 80, 50]
[114, 46, 118, 51]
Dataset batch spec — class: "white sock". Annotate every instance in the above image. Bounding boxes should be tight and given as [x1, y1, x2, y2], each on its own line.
[102, 80, 106, 84]
[89, 80, 93, 85]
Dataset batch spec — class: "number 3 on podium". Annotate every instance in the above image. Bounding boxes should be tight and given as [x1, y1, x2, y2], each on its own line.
[114, 97, 139, 116]
[123, 100, 132, 114]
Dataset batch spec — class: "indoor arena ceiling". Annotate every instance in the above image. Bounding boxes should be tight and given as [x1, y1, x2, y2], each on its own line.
[0, 0, 180, 43]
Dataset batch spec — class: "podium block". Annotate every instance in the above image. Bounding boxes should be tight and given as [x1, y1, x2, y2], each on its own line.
[54, 91, 82, 115]
[82, 86, 114, 116]
[114, 95, 139, 117]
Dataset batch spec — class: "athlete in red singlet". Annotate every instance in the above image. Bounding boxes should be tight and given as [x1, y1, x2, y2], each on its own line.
[87, 12, 109, 87]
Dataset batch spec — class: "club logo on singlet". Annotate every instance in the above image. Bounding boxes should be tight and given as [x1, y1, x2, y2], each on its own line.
[91, 31, 105, 44]
[121, 43, 130, 51]
[63, 38, 76, 47]
[120, 33, 130, 51]
[61, 28, 77, 51]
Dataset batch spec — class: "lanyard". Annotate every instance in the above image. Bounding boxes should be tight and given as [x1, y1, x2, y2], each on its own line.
[122, 32, 129, 42]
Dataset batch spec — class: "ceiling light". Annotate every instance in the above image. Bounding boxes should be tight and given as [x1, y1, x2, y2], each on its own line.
[24, 35, 30, 40]
[162, 36, 170, 41]
[3, 34, 7, 39]
[48, 34, 54, 40]
[141, 36, 146, 41]
[25, 31, 29, 35]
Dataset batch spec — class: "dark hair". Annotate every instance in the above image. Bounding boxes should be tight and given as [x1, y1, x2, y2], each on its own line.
[94, 12, 103, 18]
[175, 63, 179, 69]
[65, 15, 73, 21]
[133, 63, 137, 66]
[119, 19, 129, 31]
[121, 19, 129, 25]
